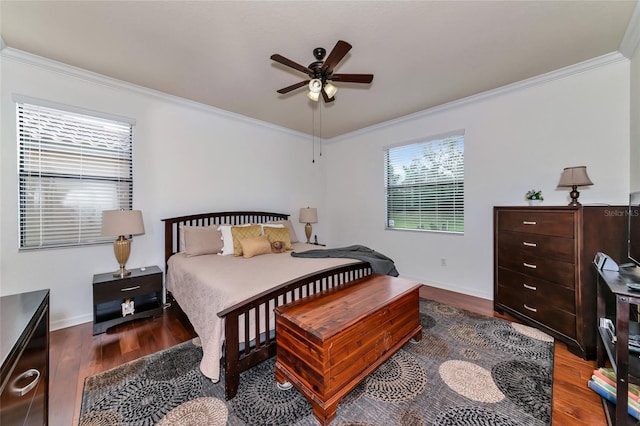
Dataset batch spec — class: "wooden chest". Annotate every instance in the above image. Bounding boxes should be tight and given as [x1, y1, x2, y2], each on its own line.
[274, 274, 422, 425]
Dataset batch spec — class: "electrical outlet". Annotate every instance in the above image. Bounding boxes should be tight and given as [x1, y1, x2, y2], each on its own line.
[441, 258, 447, 266]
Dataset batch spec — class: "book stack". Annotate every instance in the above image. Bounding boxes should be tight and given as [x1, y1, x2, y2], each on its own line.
[588, 367, 640, 419]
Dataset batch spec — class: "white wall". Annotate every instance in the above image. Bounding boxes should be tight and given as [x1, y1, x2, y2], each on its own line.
[323, 58, 631, 300]
[631, 39, 640, 192]
[0, 51, 324, 329]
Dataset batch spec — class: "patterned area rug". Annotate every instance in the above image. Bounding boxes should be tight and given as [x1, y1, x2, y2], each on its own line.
[80, 299, 554, 425]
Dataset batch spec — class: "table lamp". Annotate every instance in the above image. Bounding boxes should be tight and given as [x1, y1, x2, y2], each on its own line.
[299, 207, 318, 244]
[101, 209, 145, 277]
[557, 166, 593, 206]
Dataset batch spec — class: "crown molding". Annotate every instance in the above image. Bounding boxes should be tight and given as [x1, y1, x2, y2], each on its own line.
[620, 0, 640, 59]
[0, 47, 309, 139]
[327, 51, 628, 144]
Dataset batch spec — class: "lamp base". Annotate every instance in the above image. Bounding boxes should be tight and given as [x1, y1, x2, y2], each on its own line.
[568, 185, 581, 207]
[305, 223, 312, 244]
[113, 267, 132, 278]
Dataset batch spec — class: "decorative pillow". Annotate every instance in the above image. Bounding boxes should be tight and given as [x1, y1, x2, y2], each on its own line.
[218, 223, 251, 256]
[240, 235, 272, 258]
[271, 240, 286, 253]
[183, 225, 223, 256]
[263, 226, 293, 250]
[268, 219, 299, 243]
[231, 224, 262, 256]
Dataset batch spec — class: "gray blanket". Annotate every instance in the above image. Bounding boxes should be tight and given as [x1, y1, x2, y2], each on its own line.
[291, 245, 399, 277]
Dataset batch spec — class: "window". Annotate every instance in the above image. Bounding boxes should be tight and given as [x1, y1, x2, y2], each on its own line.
[17, 100, 134, 249]
[384, 133, 464, 233]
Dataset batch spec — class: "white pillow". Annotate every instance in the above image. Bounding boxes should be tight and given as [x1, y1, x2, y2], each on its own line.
[260, 223, 284, 234]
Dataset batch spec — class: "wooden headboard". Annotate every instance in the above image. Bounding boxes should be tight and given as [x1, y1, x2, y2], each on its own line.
[162, 211, 289, 269]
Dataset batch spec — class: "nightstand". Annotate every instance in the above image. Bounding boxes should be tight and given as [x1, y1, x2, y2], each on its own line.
[92, 265, 163, 334]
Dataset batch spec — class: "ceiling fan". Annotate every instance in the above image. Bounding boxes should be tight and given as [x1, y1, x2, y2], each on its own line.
[271, 40, 374, 103]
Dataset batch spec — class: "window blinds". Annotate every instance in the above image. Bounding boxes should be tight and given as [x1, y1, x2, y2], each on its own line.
[384, 134, 464, 233]
[17, 102, 133, 249]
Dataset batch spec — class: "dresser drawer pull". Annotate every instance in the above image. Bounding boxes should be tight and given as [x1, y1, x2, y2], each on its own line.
[523, 283, 537, 291]
[524, 304, 538, 313]
[523, 262, 537, 269]
[121, 285, 141, 292]
[10, 368, 40, 397]
[522, 241, 537, 247]
[522, 221, 537, 225]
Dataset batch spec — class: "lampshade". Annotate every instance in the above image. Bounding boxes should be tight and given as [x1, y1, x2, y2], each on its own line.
[307, 90, 320, 101]
[324, 82, 337, 98]
[299, 207, 318, 224]
[557, 166, 594, 187]
[101, 210, 145, 237]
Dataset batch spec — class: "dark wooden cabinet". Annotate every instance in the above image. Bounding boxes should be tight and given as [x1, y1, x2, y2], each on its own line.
[494, 206, 627, 359]
[93, 266, 163, 334]
[0, 289, 50, 426]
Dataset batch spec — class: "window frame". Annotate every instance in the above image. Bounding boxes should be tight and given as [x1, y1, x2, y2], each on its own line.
[384, 131, 465, 234]
[16, 96, 136, 250]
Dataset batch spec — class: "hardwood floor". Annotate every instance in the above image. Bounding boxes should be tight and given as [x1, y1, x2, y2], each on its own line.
[50, 285, 607, 425]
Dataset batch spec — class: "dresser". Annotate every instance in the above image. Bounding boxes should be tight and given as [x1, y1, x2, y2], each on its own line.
[494, 206, 626, 359]
[0, 289, 50, 426]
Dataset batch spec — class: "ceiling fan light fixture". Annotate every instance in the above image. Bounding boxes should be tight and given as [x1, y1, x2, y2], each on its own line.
[308, 79, 322, 93]
[307, 90, 320, 101]
[324, 82, 337, 98]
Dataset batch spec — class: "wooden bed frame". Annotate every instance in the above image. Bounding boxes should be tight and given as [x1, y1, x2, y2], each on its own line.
[162, 211, 373, 400]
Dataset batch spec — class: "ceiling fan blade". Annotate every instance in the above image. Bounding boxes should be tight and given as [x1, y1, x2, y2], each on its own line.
[277, 80, 310, 94]
[271, 54, 312, 75]
[321, 40, 352, 73]
[321, 88, 335, 103]
[331, 73, 374, 84]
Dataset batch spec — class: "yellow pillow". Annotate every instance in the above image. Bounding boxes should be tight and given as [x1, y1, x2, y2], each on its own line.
[240, 235, 272, 258]
[231, 224, 262, 256]
[263, 226, 293, 251]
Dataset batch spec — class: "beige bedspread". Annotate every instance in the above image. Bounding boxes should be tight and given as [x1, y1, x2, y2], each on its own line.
[166, 243, 358, 381]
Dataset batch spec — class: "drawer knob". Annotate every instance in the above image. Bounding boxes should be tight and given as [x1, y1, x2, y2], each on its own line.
[524, 304, 538, 313]
[523, 241, 537, 247]
[121, 285, 141, 292]
[10, 368, 40, 397]
[523, 283, 537, 291]
[523, 262, 537, 269]
[522, 221, 537, 225]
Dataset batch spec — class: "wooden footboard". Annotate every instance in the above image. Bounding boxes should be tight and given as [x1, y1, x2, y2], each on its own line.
[217, 261, 372, 400]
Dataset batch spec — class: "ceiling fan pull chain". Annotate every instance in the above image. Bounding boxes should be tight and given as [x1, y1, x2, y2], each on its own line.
[312, 105, 315, 163]
[319, 105, 322, 157]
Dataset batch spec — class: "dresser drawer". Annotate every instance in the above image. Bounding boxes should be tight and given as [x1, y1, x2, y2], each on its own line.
[497, 210, 574, 238]
[498, 231, 574, 264]
[93, 273, 161, 304]
[496, 283, 576, 338]
[496, 267, 575, 314]
[497, 247, 575, 288]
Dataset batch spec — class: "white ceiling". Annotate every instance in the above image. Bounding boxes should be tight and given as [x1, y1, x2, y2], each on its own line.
[1, 1, 638, 138]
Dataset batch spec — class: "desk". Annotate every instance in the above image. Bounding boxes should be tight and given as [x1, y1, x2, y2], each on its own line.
[596, 266, 640, 425]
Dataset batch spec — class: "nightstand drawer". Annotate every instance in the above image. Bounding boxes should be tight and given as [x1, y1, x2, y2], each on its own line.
[496, 267, 575, 314]
[497, 210, 574, 238]
[498, 231, 574, 264]
[93, 273, 161, 304]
